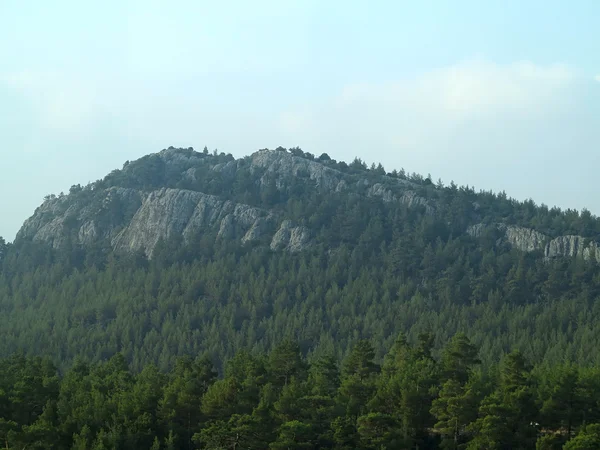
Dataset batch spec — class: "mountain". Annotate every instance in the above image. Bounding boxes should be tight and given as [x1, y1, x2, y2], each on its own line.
[16, 147, 600, 262]
[16, 147, 433, 257]
[2, 146, 600, 371]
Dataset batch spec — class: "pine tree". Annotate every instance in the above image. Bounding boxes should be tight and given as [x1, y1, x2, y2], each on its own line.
[431, 379, 478, 450]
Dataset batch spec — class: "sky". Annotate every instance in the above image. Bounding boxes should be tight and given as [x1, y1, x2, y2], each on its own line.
[1, 0, 599, 241]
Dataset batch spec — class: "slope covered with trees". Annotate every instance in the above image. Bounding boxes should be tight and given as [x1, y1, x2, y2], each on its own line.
[1, 335, 599, 449]
[2, 146, 600, 448]
[1, 147, 600, 372]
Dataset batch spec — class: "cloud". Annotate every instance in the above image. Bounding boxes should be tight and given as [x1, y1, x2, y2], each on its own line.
[1, 71, 106, 134]
[277, 60, 599, 213]
[280, 60, 583, 154]
[595, 74, 600, 83]
[337, 60, 577, 120]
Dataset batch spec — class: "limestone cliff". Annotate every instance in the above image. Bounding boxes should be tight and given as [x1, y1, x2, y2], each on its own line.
[17, 187, 143, 249]
[16, 147, 598, 263]
[111, 188, 276, 257]
[16, 148, 435, 257]
[467, 223, 600, 262]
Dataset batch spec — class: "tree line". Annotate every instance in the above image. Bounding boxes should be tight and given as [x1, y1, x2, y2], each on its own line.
[1, 334, 599, 449]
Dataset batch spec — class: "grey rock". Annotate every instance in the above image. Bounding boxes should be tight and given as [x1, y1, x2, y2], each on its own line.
[250, 150, 343, 191]
[270, 220, 310, 252]
[400, 190, 434, 214]
[112, 188, 273, 257]
[367, 183, 395, 203]
[212, 160, 238, 178]
[217, 214, 235, 240]
[468, 223, 600, 262]
[366, 182, 433, 212]
[249, 150, 434, 213]
[17, 187, 142, 249]
[288, 227, 311, 252]
[241, 217, 272, 244]
[17, 196, 67, 247]
[184, 168, 197, 182]
[15, 148, 444, 258]
[546, 235, 600, 260]
[249, 151, 434, 210]
[335, 180, 348, 192]
[500, 224, 548, 253]
[78, 221, 98, 244]
[466, 223, 486, 238]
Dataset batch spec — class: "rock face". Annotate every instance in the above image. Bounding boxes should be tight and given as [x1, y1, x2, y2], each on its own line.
[467, 223, 600, 262]
[500, 224, 548, 253]
[270, 220, 311, 252]
[15, 148, 441, 257]
[20, 185, 308, 258]
[17, 187, 143, 249]
[112, 188, 278, 257]
[366, 183, 430, 209]
[246, 150, 434, 213]
[547, 235, 600, 261]
[249, 150, 343, 191]
[17, 147, 596, 263]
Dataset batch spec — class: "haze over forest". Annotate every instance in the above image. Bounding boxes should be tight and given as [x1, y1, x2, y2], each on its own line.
[3, 2, 600, 449]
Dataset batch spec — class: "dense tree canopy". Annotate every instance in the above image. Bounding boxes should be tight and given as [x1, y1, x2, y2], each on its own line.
[2, 147, 600, 448]
[0, 337, 597, 449]
[2, 148, 600, 372]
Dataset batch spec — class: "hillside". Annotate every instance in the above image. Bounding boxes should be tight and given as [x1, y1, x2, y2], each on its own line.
[2, 146, 600, 371]
[14, 146, 600, 260]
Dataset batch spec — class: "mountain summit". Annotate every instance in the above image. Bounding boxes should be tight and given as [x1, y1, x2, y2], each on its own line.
[15, 146, 600, 263]
[2, 146, 600, 370]
[17, 147, 431, 257]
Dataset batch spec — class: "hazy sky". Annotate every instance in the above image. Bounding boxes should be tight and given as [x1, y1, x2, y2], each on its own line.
[1, 0, 599, 241]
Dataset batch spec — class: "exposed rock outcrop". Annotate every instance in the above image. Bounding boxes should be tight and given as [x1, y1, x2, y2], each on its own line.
[247, 150, 436, 212]
[547, 235, 600, 261]
[250, 150, 343, 191]
[112, 188, 275, 257]
[17, 148, 444, 257]
[500, 224, 548, 253]
[366, 183, 434, 214]
[156, 147, 205, 171]
[17, 187, 143, 249]
[17, 147, 599, 265]
[270, 220, 311, 252]
[467, 223, 600, 262]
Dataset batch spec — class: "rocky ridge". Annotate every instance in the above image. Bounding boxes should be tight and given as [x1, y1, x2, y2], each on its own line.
[15, 147, 600, 262]
[467, 223, 600, 262]
[17, 148, 433, 257]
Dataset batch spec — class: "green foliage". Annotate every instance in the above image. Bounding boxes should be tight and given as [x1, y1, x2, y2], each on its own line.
[4, 150, 600, 373]
[431, 379, 478, 450]
[0, 337, 597, 449]
[564, 424, 600, 450]
[4, 148, 600, 448]
[468, 351, 537, 449]
[536, 433, 564, 450]
[269, 340, 307, 388]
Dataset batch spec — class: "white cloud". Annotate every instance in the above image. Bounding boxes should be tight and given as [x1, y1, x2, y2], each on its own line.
[280, 60, 582, 154]
[595, 74, 600, 83]
[277, 60, 599, 214]
[1, 71, 105, 134]
[337, 60, 577, 120]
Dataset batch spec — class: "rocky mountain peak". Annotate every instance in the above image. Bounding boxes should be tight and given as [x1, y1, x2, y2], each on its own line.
[14, 146, 600, 264]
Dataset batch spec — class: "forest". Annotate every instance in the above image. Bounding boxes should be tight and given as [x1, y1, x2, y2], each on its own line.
[1, 149, 600, 371]
[1, 228, 600, 373]
[2, 148, 600, 448]
[2, 335, 599, 449]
